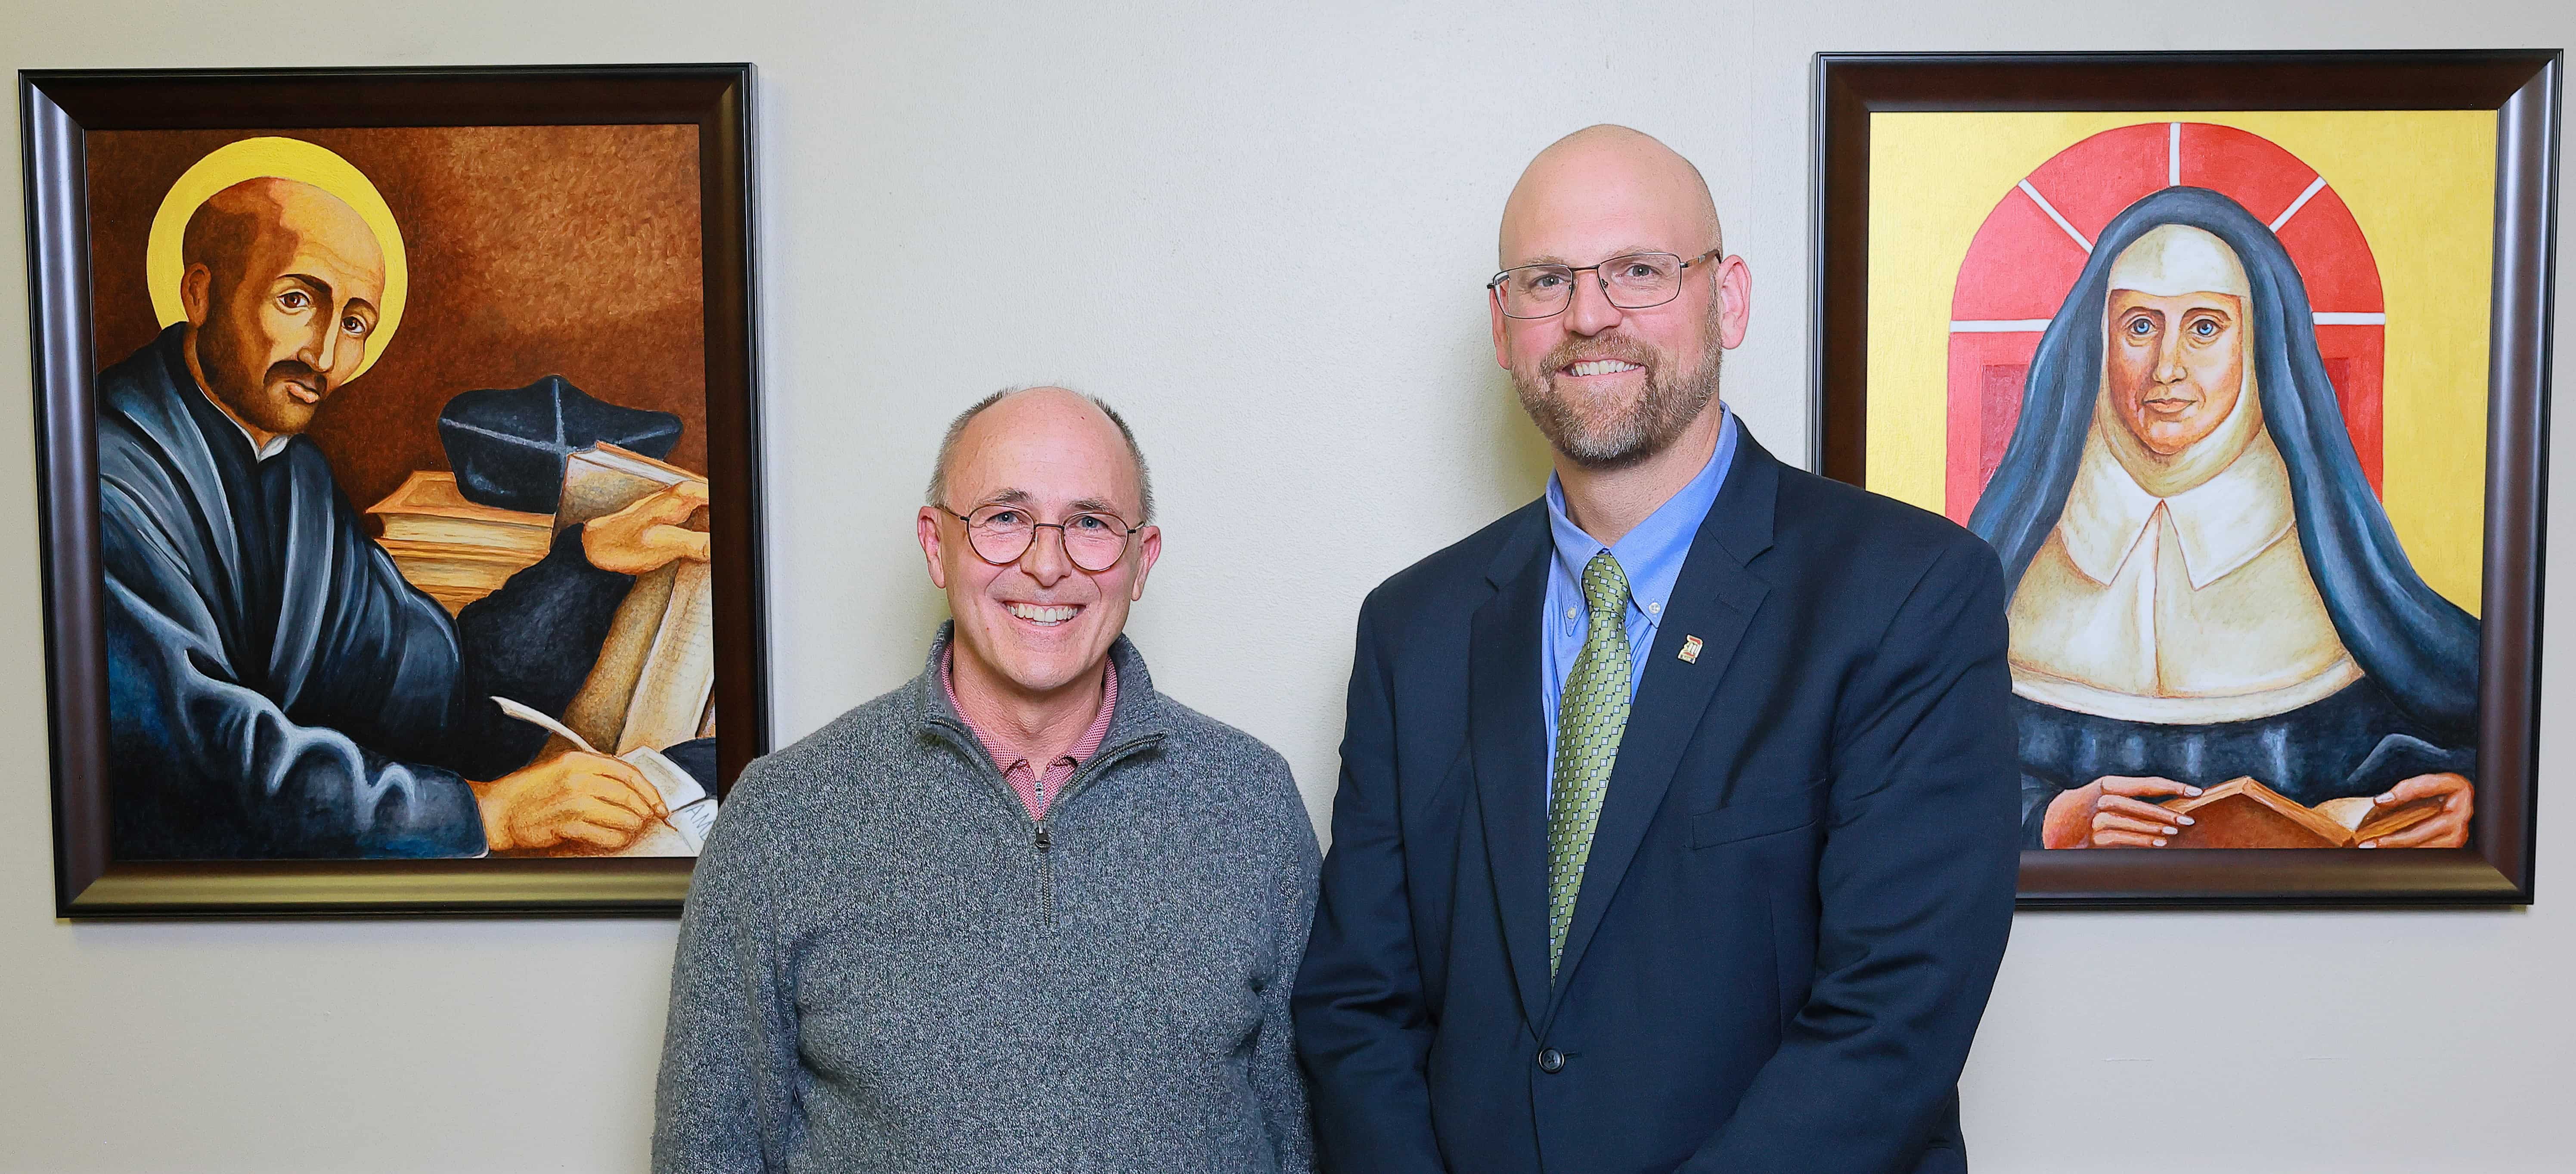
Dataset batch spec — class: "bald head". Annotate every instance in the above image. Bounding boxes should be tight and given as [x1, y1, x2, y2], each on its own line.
[177, 176, 389, 440]
[928, 386, 1155, 523]
[183, 177, 384, 297]
[1499, 124, 1720, 267]
[918, 386, 1164, 704]
[1489, 125, 1749, 477]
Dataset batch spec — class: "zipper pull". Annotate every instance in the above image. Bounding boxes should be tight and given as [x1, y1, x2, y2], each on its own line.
[1034, 824, 1051, 852]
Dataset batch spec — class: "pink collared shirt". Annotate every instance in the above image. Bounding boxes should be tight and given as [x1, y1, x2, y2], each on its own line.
[941, 653, 1119, 820]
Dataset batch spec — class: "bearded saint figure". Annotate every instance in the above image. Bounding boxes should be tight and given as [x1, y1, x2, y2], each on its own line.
[1968, 186, 2480, 851]
[100, 173, 707, 860]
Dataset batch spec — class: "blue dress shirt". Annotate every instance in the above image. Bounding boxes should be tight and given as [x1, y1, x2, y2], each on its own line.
[1540, 406, 1738, 804]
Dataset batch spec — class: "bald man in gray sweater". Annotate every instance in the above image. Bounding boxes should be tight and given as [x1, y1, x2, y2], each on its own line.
[653, 388, 1318, 1173]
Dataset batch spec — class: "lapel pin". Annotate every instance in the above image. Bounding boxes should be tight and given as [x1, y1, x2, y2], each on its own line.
[1678, 635, 1704, 663]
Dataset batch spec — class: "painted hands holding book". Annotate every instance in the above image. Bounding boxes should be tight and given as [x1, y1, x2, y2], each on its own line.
[2361, 773, 2477, 848]
[581, 480, 712, 574]
[2042, 772, 2474, 849]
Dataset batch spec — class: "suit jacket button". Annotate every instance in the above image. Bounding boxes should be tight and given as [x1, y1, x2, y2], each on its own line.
[1536, 1047, 1565, 1074]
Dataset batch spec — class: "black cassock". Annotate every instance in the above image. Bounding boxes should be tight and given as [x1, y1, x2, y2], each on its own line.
[100, 325, 637, 858]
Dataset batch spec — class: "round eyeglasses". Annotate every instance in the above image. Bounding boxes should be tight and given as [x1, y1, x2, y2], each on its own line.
[939, 504, 1144, 573]
[1487, 247, 1724, 319]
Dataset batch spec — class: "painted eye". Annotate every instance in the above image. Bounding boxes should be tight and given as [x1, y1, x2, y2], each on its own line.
[341, 316, 367, 335]
[2126, 316, 2154, 336]
[2191, 318, 2220, 338]
[279, 290, 310, 310]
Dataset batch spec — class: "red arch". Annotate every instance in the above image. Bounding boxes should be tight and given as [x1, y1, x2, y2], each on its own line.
[1943, 123, 2385, 523]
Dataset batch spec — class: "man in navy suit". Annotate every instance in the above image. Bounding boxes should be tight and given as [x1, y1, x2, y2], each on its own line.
[1293, 125, 2021, 1174]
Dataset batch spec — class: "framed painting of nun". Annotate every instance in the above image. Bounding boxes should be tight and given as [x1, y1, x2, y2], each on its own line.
[1814, 51, 2559, 905]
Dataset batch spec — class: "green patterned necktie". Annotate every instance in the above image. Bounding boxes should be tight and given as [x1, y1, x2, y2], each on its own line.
[1547, 551, 1633, 978]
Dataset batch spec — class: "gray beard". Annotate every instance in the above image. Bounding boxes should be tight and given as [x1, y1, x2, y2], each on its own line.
[1511, 330, 1724, 470]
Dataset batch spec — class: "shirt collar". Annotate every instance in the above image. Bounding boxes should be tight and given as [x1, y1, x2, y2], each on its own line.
[939, 645, 1120, 771]
[192, 382, 293, 462]
[2057, 419, 2295, 590]
[1543, 404, 1736, 618]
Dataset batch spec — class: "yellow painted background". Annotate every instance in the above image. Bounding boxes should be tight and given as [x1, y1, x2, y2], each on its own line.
[1865, 110, 2495, 615]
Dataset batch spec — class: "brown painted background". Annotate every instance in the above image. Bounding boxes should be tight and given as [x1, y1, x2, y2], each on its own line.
[86, 125, 707, 513]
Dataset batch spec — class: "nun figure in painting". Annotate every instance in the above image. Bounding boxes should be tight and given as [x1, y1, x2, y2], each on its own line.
[1970, 186, 2479, 851]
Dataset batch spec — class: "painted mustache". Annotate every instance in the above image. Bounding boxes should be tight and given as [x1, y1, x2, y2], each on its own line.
[268, 359, 328, 402]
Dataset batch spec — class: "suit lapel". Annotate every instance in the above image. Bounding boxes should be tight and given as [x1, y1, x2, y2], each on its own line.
[1546, 433, 1782, 1020]
[1468, 508, 1554, 1031]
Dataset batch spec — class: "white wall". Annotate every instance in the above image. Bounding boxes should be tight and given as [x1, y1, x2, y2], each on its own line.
[2, 2, 2568, 1170]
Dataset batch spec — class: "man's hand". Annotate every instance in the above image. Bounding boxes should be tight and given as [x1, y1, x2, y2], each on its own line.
[471, 751, 670, 853]
[2360, 772, 2474, 848]
[582, 480, 711, 574]
[2040, 774, 2203, 849]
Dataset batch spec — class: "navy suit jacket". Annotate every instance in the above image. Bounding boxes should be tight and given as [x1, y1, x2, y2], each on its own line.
[1294, 428, 2019, 1174]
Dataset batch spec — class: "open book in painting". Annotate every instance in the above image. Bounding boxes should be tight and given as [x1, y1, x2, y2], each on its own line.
[2159, 776, 2442, 849]
[554, 442, 717, 759]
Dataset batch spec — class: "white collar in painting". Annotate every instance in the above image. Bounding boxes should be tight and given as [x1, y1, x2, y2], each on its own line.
[2055, 418, 2296, 592]
[196, 383, 294, 462]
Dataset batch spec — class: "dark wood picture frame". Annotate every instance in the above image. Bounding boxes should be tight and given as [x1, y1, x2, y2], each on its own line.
[1812, 50, 2558, 906]
[22, 65, 767, 917]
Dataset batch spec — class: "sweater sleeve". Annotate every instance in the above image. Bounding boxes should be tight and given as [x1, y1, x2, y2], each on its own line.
[654, 767, 803, 1172]
[1253, 759, 1323, 1174]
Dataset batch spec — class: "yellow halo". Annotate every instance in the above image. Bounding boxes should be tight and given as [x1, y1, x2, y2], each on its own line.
[145, 137, 408, 382]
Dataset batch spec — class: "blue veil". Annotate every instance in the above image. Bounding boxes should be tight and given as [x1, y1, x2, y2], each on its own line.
[1965, 186, 2480, 739]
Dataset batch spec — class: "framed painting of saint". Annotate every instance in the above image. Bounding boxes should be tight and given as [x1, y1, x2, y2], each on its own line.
[1813, 51, 2558, 905]
[22, 65, 767, 916]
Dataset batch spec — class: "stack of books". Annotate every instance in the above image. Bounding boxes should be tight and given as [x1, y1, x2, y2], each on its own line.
[366, 471, 555, 614]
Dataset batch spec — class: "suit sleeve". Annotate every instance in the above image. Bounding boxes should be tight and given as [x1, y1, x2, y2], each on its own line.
[1252, 759, 1324, 1174]
[653, 771, 805, 1173]
[1679, 536, 2020, 1174]
[1293, 596, 1453, 1173]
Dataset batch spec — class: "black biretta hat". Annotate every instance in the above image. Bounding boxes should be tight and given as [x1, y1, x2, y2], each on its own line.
[437, 375, 683, 514]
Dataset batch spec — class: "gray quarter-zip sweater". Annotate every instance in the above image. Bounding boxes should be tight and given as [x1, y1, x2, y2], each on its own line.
[654, 628, 1320, 1174]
